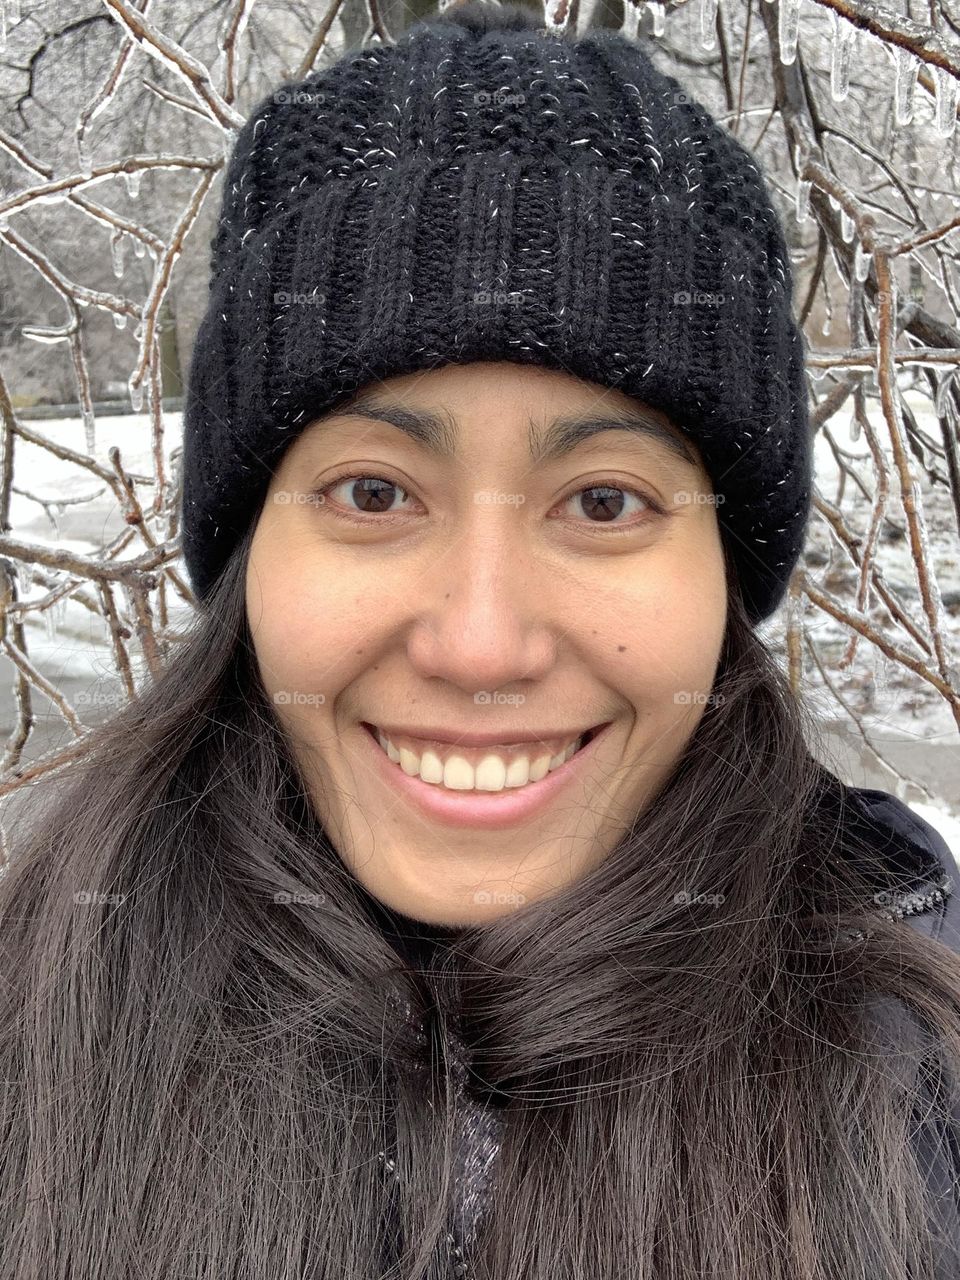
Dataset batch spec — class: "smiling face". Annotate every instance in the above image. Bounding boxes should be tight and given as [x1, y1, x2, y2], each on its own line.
[245, 360, 727, 926]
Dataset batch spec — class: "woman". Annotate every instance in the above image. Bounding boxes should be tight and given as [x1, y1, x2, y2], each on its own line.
[2, 4, 960, 1278]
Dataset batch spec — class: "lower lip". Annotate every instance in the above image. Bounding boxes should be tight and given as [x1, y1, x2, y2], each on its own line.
[358, 721, 612, 830]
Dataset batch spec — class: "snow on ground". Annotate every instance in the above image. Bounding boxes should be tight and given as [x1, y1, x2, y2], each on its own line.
[4, 383, 960, 851]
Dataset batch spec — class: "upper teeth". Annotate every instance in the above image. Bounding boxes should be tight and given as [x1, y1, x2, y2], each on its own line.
[373, 727, 585, 792]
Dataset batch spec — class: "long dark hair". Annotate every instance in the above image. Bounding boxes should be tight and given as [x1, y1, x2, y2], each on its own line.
[2, 519, 960, 1280]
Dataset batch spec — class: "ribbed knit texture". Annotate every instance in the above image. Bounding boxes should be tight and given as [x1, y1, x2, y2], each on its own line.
[181, 1, 812, 623]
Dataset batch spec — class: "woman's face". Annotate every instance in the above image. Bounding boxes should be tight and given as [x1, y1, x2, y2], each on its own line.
[246, 360, 727, 925]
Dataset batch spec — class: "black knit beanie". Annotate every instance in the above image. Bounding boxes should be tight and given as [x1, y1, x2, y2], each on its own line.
[181, 0, 812, 624]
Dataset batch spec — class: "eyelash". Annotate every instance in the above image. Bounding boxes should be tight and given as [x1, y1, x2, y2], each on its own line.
[309, 472, 667, 531]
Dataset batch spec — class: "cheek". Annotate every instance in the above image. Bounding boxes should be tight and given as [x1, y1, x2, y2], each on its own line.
[564, 520, 727, 706]
[244, 519, 374, 708]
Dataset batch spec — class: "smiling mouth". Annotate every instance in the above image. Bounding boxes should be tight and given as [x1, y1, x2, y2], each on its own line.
[360, 721, 606, 794]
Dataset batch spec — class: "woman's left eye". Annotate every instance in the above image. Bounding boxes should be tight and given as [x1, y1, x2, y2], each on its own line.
[558, 483, 661, 528]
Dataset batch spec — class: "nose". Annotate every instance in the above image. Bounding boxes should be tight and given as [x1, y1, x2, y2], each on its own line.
[404, 524, 558, 695]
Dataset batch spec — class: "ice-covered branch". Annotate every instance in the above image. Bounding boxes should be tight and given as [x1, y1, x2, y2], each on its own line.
[99, 0, 245, 130]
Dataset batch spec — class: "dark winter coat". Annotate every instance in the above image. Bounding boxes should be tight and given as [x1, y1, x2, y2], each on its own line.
[370, 775, 960, 1278]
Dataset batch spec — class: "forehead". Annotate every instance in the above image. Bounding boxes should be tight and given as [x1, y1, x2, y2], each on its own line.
[305, 362, 702, 471]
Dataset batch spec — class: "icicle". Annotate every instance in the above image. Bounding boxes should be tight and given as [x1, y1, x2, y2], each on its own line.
[850, 411, 861, 442]
[699, 0, 718, 49]
[0, 215, 8, 234]
[827, 192, 840, 211]
[44, 603, 57, 640]
[795, 177, 812, 224]
[651, 1, 665, 36]
[829, 236, 844, 281]
[0, 0, 7, 54]
[620, 0, 640, 40]
[113, 312, 127, 330]
[122, 168, 142, 199]
[933, 66, 957, 139]
[110, 228, 125, 278]
[829, 11, 854, 102]
[893, 47, 919, 126]
[854, 241, 872, 282]
[133, 237, 146, 259]
[128, 373, 144, 414]
[821, 314, 831, 336]
[841, 209, 855, 242]
[82, 405, 95, 453]
[778, 0, 800, 66]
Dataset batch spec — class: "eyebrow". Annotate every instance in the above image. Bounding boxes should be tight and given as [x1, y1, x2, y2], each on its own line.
[325, 392, 699, 468]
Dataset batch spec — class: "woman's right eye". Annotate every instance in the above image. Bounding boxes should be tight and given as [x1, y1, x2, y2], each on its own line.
[311, 474, 416, 522]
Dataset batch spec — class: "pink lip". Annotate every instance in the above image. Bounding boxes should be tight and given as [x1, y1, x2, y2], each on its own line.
[359, 720, 613, 830]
